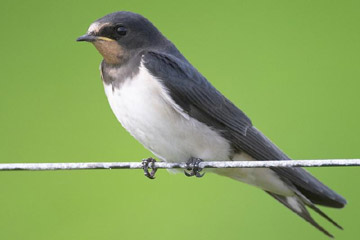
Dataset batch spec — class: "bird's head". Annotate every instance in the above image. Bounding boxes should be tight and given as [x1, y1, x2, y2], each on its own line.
[77, 11, 164, 65]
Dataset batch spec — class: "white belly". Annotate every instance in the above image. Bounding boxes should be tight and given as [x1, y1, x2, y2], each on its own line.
[103, 64, 232, 163]
[103, 63, 292, 195]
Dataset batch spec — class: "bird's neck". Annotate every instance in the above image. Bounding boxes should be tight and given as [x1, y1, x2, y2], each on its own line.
[100, 54, 142, 87]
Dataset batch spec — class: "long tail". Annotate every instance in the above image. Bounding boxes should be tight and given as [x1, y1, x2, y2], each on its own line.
[266, 191, 343, 238]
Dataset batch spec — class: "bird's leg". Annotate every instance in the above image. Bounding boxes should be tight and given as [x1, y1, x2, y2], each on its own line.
[184, 157, 205, 178]
[142, 157, 157, 179]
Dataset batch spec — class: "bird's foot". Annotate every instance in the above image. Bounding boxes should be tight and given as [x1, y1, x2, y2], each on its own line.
[142, 157, 157, 179]
[184, 157, 205, 178]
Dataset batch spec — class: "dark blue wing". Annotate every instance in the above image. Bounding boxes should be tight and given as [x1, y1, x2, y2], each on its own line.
[143, 51, 252, 137]
[142, 50, 346, 208]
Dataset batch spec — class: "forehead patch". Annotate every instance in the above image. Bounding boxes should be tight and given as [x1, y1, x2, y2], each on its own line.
[87, 22, 111, 34]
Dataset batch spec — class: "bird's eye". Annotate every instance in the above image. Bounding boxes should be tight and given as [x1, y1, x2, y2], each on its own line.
[116, 26, 127, 36]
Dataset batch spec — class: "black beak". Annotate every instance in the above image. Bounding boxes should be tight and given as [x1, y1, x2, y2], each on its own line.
[76, 34, 98, 42]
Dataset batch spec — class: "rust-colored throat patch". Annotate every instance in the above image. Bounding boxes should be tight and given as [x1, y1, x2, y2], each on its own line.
[93, 39, 124, 65]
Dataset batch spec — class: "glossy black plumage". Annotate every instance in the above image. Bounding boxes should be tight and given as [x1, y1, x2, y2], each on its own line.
[142, 50, 346, 208]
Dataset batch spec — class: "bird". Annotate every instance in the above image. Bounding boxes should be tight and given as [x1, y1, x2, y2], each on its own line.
[77, 11, 346, 238]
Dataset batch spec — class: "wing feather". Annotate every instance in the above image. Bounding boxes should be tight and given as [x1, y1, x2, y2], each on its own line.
[142, 50, 346, 208]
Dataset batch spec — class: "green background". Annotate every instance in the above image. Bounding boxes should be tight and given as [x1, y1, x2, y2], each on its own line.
[0, 0, 359, 239]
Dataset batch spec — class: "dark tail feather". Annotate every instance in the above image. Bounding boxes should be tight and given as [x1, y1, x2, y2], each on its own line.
[295, 191, 343, 230]
[266, 191, 342, 238]
[271, 167, 347, 209]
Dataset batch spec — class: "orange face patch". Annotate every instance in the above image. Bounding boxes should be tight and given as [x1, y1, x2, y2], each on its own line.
[93, 39, 125, 65]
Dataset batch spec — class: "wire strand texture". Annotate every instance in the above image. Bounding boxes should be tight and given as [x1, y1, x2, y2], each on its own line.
[0, 159, 359, 171]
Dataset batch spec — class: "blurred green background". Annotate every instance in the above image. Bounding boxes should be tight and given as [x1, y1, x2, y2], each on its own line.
[0, 0, 359, 239]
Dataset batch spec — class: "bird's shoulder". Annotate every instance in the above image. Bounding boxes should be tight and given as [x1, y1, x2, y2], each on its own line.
[140, 50, 253, 137]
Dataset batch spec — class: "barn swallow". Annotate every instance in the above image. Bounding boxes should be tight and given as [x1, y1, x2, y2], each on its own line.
[77, 11, 346, 237]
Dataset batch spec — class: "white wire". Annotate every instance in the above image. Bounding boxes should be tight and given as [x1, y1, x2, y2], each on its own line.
[0, 159, 359, 171]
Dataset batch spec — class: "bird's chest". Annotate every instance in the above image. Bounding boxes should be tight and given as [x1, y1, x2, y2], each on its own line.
[103, 66, 231, 162]
[103, 69, 174, 150]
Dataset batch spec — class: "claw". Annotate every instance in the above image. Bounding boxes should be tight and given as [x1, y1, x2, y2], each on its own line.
[184, 169, 195, 177]
[142, 158, 157, 179]
[195, 171, 205, 178]
[184, 157, 205, 178]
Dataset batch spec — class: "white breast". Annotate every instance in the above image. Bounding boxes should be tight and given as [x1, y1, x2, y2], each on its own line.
[103, 62, 293, 195]
[103, 62, 232, 163]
